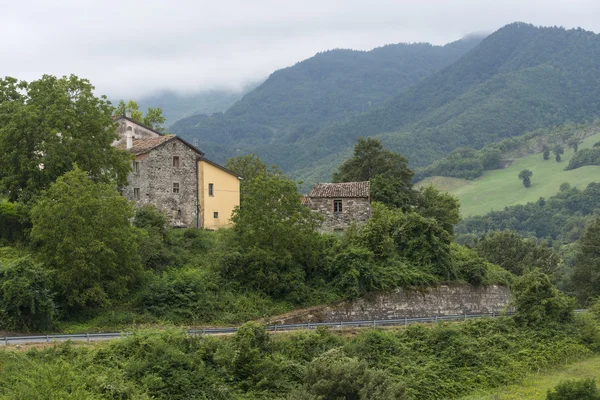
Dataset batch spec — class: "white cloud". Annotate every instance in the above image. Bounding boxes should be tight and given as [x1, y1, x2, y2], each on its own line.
[1, 0, 599, 98]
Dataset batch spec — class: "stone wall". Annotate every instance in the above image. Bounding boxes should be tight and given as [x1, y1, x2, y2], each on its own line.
[122, 138, 199, 227]
[113, 117, 161, 145]
[308, 197, 371, 231]
[265, 284, 511, 324]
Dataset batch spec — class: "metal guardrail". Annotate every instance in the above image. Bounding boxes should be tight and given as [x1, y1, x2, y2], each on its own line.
[1, 311, 524, 346]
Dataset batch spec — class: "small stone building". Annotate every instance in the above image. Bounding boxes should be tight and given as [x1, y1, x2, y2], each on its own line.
[113, 116, 241, 229]
[304, 181, 371, 231]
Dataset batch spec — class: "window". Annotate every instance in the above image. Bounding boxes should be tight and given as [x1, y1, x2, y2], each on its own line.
[133, 188, 140, 200]
[333, 199, 343, 213]
[213, 212, 219, 219]
[208, 183, 214, 196]
[133, 161, 140, 174]
[173, 182, 180, 193]
[177, 209, 182, 218]
[172, 156, 180, 168]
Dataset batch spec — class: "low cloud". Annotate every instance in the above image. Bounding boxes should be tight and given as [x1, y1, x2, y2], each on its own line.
[2, 0, 599, 98]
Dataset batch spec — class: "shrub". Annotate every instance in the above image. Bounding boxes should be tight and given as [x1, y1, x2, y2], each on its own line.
[547, 379, 600, 400]
[0, 256, 55, 331]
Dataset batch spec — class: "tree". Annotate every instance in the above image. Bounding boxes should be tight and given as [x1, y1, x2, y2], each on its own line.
[568, 137, 582, 153]
[518, 169, 533, 187]
[475, 231, 561, 277]
[0, 75, 132, 203]
[224, 154, 282, 202]
[223, 173, 323, 300]
[414, 185, 461, 235]
[543, 145, 551, 160]
[512, 270, 575, 326]
[0, 256, 55, 331]
[30, 166, 143, 308]
[333, 137, 414, 209]
[572, 218, 600, 304]
[115, 99, 166, 133]
[554, 145, 565, 162]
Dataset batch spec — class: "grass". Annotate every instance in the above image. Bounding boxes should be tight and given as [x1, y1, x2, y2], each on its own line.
[419, 133, 600, 217]
[461, 354, 600, 400]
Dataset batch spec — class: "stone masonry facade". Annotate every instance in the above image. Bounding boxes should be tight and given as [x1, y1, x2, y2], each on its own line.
[307, 197, 371, 231]
[265, 284, 512, 324]
[304, 181, 371, 231]
[121, 137, 199, 228]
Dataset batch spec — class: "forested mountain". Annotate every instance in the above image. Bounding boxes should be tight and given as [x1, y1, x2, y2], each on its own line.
[135, 86, 257, 127]
[171, 35, 483, 154]
[267, 23, 600, 184]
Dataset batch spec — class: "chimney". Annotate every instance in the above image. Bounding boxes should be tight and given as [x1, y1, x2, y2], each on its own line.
[125, 108, 132, 118]
[126, 133, 133, 150]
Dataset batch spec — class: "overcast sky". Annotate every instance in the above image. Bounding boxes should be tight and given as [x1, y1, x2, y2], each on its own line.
[2, 0, 599, 99]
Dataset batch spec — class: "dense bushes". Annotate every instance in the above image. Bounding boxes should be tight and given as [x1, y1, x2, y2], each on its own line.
[0, 313, 598, 399]
[547, 379, 600, 400]
[566, 148, 600, 170]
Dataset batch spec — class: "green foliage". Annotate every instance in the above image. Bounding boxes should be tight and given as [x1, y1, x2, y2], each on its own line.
[544, 145, 551, 160]
[547, 379, 600, 400]
[30, 166, 143, 308]
[566, 148, 600, 170]
[415, 185, 461, 235]
[475, 231, 561, 277]
[333, 137, 415, 209]
[224, 154, 282, 202]
[512, 270, 575, 327]
[456, 182, 600, 246]
[301, 348, 406, 399]
[115, 99, 166, 132]
[0, 256, 54, 331]
[226, 173, 323, 300]
[519, 169, 533, 187]
[572, 218, 600, 304]
[0, 75, 132, 203]
[0, 199, 29, 244]
[568, 137, 583, 153]
[554, 145, 565, 162]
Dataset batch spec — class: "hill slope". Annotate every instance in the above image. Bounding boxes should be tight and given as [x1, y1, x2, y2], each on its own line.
[260, 23, 600, 186]
[171, 36, 484, 156]
[426, 133, 600, 217]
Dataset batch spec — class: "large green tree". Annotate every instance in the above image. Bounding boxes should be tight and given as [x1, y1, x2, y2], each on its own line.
[572, 218, 600, 304]
[224, 154, 282, 202]
[30, 166, 143, 308]
[518, 169, 533, 187]
[0, 75, 132, 203]
[333, 137, 414, 209]
[224, 173, 323, 300]
[115, 99, 166, 133]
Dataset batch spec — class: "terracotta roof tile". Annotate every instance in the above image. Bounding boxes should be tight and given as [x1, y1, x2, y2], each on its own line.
[117, 135, 175, 155]
[308, 181, 370, 198]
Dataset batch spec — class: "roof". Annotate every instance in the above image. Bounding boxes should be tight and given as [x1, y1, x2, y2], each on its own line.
[117, 135, 205, 157]
[117, 135, 175, 155]
[308, 181, 370, 198]
[199, 157, 242, 179]
[113, 115, 165, 136]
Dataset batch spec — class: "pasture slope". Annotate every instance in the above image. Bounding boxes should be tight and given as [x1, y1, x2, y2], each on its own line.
[461, 355, 600, 400]
[419, 133, 600, 217]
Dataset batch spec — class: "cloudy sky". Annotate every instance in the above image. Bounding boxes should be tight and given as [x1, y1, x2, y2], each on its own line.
[2, 0, 599, 99]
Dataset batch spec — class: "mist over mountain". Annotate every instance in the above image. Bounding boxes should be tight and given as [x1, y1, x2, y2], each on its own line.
[173, 23, 600, 186]
[170, 35, 483, 152]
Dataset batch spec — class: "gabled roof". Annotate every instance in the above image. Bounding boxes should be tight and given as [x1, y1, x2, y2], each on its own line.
[199, 157, 242, 179]
[117, 134, 205, 157]
[308, 181, 370, 198]
[113, 115, 165, 136]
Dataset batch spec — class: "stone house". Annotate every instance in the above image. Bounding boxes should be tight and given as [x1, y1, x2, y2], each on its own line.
[303, 181, 371, 231]
[114, 116, 241, 229]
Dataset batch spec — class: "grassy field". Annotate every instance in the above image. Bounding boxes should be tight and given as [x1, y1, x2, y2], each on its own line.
[419, 134, 600, 217]
[461, 355, 600, 400]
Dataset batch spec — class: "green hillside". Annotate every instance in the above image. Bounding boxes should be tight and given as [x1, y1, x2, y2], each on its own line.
[423, 133, 600, 217]
[263, 23, 600, 184]
[171, 36, 483, 158]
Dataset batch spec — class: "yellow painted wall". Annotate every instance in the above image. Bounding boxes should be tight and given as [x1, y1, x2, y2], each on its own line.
[198, 160, 240, 229]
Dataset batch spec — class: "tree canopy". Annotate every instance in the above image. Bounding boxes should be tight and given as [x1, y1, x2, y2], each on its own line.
[30, 166, 143, 308]
[0, 75, 132, 203]
[115, 99, 167, 133]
